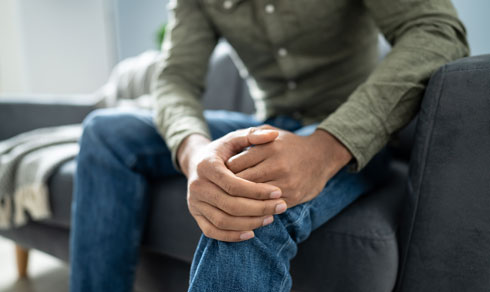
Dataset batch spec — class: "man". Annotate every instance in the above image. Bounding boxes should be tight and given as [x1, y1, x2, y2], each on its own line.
[70, 0, 468, 291]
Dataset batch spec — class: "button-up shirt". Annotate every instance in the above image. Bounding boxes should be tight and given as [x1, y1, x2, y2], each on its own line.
[152, 0, 469, 171]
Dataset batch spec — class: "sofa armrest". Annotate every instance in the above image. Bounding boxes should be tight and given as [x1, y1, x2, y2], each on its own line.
[0, 94, 98, 141]
[397, 55, 490, 291]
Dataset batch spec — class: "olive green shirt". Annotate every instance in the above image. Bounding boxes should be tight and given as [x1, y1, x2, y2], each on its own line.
[152, 0, 468, 171]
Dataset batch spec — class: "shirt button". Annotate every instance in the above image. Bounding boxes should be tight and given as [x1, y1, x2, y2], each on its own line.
[223, 0, 233, 9]
[278, 48, 288, 57]
[265, 4, 275, 14]
[287, 81, 297, 90]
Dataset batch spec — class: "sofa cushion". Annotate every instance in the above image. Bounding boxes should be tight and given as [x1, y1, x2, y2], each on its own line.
[43, 156, 406, 291]
[291, 161, 406, 292]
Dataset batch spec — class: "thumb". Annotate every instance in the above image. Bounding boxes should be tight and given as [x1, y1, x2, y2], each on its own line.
[247, 128, 279, 145]
[223, 128, 279, 153]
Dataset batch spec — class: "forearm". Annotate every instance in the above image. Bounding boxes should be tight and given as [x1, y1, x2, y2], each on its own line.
[177, 134, 211, 177]
[320, 0, 469, 171]
[306, 129, 352, 180]
[153, 81, 212, 171]
[151, 0, 219, 171]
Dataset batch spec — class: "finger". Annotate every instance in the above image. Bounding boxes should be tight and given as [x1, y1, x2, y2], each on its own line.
[194, 215, 255, 242]
[199, 160, 281, 200]
[258, 124, 277, 131]
[195, 180, 287, 216]
[197, 201, 274, 231]
[235, 159, 280, 183]
[247, 128, 279, 145]
[223, 127, 279, 154]
[226, 144, 272, 174]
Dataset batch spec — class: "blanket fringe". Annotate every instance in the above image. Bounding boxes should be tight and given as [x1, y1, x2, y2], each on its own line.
[0, 197, 12, 229]
[13, 183, 51, 227]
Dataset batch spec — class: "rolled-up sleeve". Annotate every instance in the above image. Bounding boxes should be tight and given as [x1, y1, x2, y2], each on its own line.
[152, 0, 219, 171]
[318, 0, 469, 171]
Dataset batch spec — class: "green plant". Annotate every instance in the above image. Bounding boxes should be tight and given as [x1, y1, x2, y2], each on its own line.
[156, 23, 166, 48]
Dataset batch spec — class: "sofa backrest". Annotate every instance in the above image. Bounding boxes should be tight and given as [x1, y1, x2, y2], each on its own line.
[202, 41, 254, 114]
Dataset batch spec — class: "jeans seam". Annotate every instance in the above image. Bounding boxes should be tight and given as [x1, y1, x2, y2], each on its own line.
[283, 203, 310, 232]
[273, 203, 311, 292]
[278, 266, 290, 292]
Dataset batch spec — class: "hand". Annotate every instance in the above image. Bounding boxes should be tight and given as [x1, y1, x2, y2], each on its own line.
[226, 126, 352, 208]
[177, 128, 288, 242]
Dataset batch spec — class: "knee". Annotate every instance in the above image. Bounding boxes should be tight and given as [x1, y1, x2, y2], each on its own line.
[82, 109, 121, 140]
[81, 108, 146, 147]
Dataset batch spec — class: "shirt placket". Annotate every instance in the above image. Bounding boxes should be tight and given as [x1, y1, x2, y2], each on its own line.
[259, 0, 300, 114]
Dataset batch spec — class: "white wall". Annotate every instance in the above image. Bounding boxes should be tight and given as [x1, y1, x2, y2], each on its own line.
[113, 0, 168, 61]
[0, 0, 117, 95]
[0, 0, 487, 95]
[452, 0, 490, 56]
[0, 1, 26, 93]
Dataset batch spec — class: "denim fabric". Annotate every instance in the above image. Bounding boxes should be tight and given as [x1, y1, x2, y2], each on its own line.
[189, 138, 387, 292]
[70, 108, 388, 292]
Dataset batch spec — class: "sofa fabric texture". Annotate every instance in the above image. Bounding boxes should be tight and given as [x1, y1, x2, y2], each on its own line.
[396, 55, 490, 291]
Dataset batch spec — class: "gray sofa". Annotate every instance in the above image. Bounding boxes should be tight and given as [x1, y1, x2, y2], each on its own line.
[0, 43, 489, 291]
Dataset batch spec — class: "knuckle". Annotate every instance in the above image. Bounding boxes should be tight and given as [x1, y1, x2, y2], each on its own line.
[218, 199, 231, 213]
[225, 129, 241, 141]
[249, 170, 261, 181]
[225, 202, 240, 216]
[212, 190, 225, 207]
[211, 190, 220, 205]
[221, 140, 233, 150]
[188, 179, 199, 193]
[186, 194, 196, 207]
[285, 182, 294, 191]
[261, 203, 269, 215]
[292, 190, 301, 200]
[196, 160, 207, 176]
[247, 127, 257, 135]
[278, 160, 290, 172]
[209, 158, 222, 170]
[213, 215, 226, 229]
[270, 142, 281, 152]
[241, 171, 254, 183]
[202, 226, 212, 238]
[275, 160, 286, 172]
[272, 165, 285, 176]
[223, 131, 235, 140]
[248, 219, 262, 230]
[223, 182, 235, 195]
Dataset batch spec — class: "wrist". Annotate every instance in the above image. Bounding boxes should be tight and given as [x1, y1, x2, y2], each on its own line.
[177, 134, 211, 177]
[308, 129, 352, 178]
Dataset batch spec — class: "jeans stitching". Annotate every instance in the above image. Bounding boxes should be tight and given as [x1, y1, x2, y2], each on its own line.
[278, 266, 290, 292]
[274, 203, 311, 291]
[283, 202, 310, 230]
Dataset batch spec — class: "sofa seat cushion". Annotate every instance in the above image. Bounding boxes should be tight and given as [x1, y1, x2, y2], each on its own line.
[43, 157, 407, 291]
[43, 159, 77, 228]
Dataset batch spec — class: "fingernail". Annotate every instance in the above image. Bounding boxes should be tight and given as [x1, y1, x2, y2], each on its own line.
[252, 129, 275, 136]
[262, 216, 274, 226]
[275, 203, 287, 214]
[270, 190, 282, 199]
[240, 231, 255, 240]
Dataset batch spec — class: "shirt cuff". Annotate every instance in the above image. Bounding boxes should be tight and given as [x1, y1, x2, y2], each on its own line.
[317, 102, 390, 172]
[155, 116, 211, 172]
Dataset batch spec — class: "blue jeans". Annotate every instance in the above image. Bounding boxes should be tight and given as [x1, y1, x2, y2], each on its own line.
[70, 108, 389, 292]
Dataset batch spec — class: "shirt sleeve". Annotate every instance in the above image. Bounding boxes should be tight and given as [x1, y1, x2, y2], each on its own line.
[152, 0, 219, 171]
[318, 0, 469, 171]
